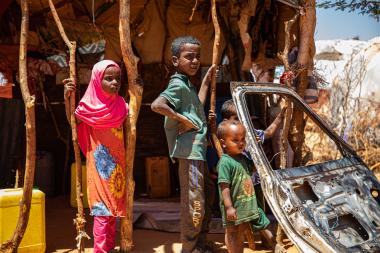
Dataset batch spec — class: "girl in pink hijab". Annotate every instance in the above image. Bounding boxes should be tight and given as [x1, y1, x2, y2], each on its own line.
[64, 60, 128, 253]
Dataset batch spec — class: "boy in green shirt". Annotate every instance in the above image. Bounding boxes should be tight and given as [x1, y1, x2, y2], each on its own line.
[151, 36, 216, 253]
[217, 120, 275, 253]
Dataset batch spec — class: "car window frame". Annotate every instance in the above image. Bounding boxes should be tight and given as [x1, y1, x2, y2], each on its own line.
[230, 82, 360, 170]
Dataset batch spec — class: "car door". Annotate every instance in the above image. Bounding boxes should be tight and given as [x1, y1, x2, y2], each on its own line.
[231, 82, 380, 253]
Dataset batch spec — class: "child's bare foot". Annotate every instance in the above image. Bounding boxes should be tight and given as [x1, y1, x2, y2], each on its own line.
[274, 242, 286, 253]
[259, 229, 287, 253]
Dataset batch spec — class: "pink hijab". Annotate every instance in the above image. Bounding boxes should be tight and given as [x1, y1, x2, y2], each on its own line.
[75, 60, 128, 154]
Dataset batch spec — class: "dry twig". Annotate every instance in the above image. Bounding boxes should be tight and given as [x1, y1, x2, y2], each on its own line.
[47, 0, 88, 251]
[0, 1, 36, 252]
[304, 52, 380, 179]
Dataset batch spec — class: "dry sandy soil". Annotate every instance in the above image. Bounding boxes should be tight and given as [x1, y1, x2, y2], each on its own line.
[46, 196, 298, 253]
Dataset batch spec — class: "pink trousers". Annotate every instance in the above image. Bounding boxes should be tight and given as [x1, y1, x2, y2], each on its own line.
[93, 216, 116, 253]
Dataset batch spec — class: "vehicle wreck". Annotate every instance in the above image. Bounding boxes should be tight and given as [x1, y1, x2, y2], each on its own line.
[232, 82, 380, 253]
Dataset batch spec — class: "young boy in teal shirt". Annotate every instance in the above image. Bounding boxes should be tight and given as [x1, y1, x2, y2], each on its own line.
[151, 36, 215, 253]
[216, 120, 275, 253]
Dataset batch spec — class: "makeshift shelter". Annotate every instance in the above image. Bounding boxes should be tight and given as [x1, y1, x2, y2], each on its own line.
[0, 0, 313, 186]
[0, 0, 316, 251]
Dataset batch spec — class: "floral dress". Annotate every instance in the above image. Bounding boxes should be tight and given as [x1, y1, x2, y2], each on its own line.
[86, 125, 126, 217]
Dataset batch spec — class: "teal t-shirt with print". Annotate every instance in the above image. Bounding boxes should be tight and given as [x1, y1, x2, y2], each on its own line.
[217, 154, 259, 227]
[160, 73, 207, 161]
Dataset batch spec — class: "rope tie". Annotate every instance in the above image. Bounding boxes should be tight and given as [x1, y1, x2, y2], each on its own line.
[280, 70, 295, 86]
[75, 231, 91, 250]
[74, 216, 90, 250]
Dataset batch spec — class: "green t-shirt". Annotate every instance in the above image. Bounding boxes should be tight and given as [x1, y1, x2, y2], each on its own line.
[160, 73, 207, 161]
[217, 154, 259, 227]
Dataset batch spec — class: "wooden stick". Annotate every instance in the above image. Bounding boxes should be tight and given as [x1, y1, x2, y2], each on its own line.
[213, 1, 255, 249]
[119, 0, 142, 252]
[209, 0, 223, 158]
[274, 13, 299, 248]
[290, 0, 316, 167]
[0, 0, 36, 252]
[277, 13, 299, 72]
[277, 13, 299, 169]
[189, 0, 198, 22]
[297, 2, 316, 69]
[47, 1, 88, 252]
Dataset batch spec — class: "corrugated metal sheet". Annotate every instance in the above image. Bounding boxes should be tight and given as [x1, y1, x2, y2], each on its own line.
[0, 98, 25, 188]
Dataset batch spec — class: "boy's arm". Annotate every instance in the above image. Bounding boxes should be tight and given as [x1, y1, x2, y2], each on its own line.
[198, 65, 215, 105]
[250, 162, 261, 185]
[264, 107, 286, 139]
[151, 96, 197, 131]
[220, 182, 237, 221]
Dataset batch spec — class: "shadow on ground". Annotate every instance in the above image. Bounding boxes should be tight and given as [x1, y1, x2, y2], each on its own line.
[46, 196, 297, 253]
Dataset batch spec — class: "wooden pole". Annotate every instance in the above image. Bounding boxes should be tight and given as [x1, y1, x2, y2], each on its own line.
[212, 1, 255, 249]
[277, 13, 299, 169]
[275, 12, 299, 247]
[0, 0, 36, 252]
[47, 1, 89, 251]
[209, 0, 223, 158]
[119, 0, 142, 251]
[289, 0, 316, 167]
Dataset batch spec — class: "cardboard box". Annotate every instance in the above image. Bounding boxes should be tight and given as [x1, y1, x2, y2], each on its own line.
[145, 157, 171, 198]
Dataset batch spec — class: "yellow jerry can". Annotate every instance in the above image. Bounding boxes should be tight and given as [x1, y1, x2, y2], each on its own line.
[145, 156, 171, 198]
[70, 163, 89, 208]
[0, 188, 45, 253]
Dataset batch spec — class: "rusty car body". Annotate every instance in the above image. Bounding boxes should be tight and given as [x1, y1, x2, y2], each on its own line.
[231, 82, 380, 253]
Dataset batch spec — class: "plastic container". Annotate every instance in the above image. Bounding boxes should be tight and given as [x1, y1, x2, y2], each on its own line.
[145, 156, 171, 198]
[0, 188, 45, 253]
[70, 163, 89, 208]
[34, 151, 55, 196]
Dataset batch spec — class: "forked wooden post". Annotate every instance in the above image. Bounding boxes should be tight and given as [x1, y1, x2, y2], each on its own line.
[0, 0, 36, 252]
[276, 12, 299, 247]
[277, 13, 299, 169]
[47, 0, 89, 251]
[211, 0, 256, 250]
[290, 0, 316, 166]
[119, 0, 143, 252]
[210, 0, 223, 158]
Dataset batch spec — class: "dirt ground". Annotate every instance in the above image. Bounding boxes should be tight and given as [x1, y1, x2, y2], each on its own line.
[46, 196, 298, 253]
